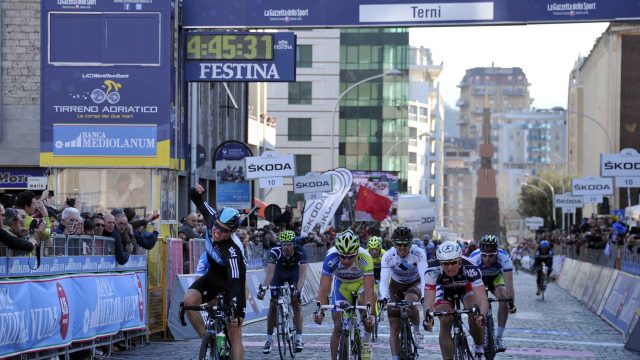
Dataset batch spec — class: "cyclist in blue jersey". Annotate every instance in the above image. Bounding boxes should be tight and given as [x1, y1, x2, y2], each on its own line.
[469, 235, 517, 352]
[257, 230, 308, 353]
[182, 184, 246, 360]
[534, 240, 553, 295]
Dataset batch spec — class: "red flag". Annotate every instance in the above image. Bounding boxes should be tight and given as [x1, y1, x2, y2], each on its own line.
[355, 186, 392, 221]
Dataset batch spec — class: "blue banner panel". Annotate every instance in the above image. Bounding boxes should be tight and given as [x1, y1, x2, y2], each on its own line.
[214, 141, 253, 209]
[53, 124, 157, 157]
[43, 0, 171, 12]
[601, 272, 640, 337]
[0, 255, 147, 278]
[182, 0, 638, 28]
[185, 32, 296, 82]
[0, 272, 147, 358]
[0, 168, 46, 189]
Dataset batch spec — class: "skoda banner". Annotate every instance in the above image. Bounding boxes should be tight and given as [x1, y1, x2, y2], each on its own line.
[572, 177, 614, 196]
[214, 141, 253, 209]
[301, 168, 352, 236]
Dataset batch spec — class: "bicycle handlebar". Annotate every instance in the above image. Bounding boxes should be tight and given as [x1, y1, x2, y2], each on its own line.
[315, 301, 372, 319]
[179, 300, 237, 327]
[429, 306, 480, 318]
[488, 297, 513, 303]
[386, 301, 421, 307]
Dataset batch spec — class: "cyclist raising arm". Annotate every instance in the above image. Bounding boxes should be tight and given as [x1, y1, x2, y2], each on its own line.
[379, 226, 429, 358]
[423, 241, 489, 359]
[182, 184, 246, 360]
[314, 229, 375, 360]
[257, 230, 308, 353]
[469, 235, 517, 352]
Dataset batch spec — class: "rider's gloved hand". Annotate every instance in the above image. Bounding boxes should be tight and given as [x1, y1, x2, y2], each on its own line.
[313, 311, 325, 325]
[378, 298, 388, 308]
[423, 312, 434, 332]
[292, 288, 301, 299]
[475, 313, 486, 327]
[509, 300, 517, 314]
[257, 285, 266, 300]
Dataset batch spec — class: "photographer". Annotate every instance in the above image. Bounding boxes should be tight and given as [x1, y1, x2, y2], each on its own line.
[1, 207, 43, 253]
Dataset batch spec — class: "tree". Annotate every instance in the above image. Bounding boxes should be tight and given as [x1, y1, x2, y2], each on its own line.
[517, 170, 571, 230]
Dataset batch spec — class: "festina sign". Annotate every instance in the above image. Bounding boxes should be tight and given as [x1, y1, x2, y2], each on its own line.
[572, 177, 614, 196]
[554, 194, 584, 208]
[294, 173, 333, 194]
[600, 148, 640, 177]
[245, 153, 295, 179]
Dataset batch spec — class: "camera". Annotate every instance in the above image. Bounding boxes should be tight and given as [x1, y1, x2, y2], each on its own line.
[66, 197, 76, 207]
[29, 218, 42, 235]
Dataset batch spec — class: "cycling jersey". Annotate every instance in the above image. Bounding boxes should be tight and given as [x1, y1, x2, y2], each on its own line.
[189, 188, 246, 317]
[268, 244, 307, 269]
[379, 245, 428, 299]
[369, 248, 386, 281]
[322, 246, 373, 282]
[425, 257, 483, 305]
[468, 248, 513, 277]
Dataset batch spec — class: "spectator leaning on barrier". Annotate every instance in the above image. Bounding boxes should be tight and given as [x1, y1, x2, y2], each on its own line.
[102, 213, 130, 265]
[0, 207, 40, 252]
[114, 212, 137, 254]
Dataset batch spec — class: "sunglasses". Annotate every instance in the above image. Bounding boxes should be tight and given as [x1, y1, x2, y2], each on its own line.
[441, 260, 459, 267]
[213, 224, 231, 234]
[94, 223, 105, 227]
[481, 253, 496, 258]
[394, 242, 410, 247]
[339, 254, 357, 260]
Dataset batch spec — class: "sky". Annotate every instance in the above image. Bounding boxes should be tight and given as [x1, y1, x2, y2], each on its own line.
[409, 22, 609, 109]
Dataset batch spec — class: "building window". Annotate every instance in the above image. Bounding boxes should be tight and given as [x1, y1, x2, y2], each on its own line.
[296, 45, 312, 68]
[287, 191, 305, 207]
[409, 152, 417, 164]
[409, 127, 417, 139]
[295, 154, 311, 175]
[288, 82, 312, 104]
[288, 118, 312, 141]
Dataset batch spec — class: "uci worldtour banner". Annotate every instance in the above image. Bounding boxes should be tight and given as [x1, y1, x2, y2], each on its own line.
[40, 1, 178, 168]
[182, 0, 635, 28]
[301, 168, 353, 236]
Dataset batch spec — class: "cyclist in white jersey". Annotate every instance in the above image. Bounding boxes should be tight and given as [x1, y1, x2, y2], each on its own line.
[379, 227, 429, 357]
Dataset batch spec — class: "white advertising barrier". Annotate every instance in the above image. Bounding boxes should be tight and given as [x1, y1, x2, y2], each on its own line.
[245, 152, 295, 179]
[554, 194, 584, 208]
[571, 176, 614, 196]
[600, 148, 640, 177]
[396, 194, 437, 236]
[294, 173, 333, 194]
[301, 168, 353, 237]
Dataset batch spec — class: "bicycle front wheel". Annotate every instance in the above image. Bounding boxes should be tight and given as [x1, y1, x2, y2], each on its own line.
[199, 333, 216, 360]
[276, 306, 288, 360]
[484, 314, 496, 360]
[453, 331, 474, 360]
[338, 329, 351, 360]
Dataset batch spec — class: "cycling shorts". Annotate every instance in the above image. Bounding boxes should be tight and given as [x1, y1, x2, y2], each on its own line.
[435, 283, 474, 309]
[331, 277, 364, 311]
[270, 267, 300, 299]
[387, 279, 421, 318]
[189, 272, 246, 318]
[482, 273, 505, 294]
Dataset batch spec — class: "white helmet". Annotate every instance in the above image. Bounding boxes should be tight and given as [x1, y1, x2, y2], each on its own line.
[436, 241, 463, 261]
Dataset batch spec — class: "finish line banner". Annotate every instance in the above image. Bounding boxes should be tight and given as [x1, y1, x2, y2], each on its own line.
[0, 272, 147, 358]
[183, 0, 630, 28]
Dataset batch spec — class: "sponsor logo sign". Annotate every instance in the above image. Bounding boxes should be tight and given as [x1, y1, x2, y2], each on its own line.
[245, 152, 295, 179]
[301, 168, 353, 236]
[601, 149, 640, 177]
[294, 173, 333, 194]
[27, 176, 48, 190]
[572, 177, 613, 196]
[525, 216, 544, 229]
[0, 168, 46, 189]
[214, 141, 252, 209]
[554, 194, 584, 208]
[53, 124, 157, 157]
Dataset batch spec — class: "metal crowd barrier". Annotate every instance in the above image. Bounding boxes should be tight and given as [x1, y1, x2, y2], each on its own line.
[557, 244, 640, 276]
[45, 234, 117, 256]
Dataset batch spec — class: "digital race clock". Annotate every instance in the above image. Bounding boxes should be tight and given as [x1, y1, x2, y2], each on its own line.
[186, 33, 274, 60]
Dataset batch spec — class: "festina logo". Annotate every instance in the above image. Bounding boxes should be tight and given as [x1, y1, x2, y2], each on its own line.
[296, 181, 330, 189]
[248, 163, 292, 172]
[199, 63, 280, 80]
[574, 184, 611, 191]
[603, 161, 640, 170]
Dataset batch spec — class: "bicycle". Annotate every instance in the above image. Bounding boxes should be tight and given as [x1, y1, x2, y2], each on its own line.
[387, 300, 420, 360]
[483, 295, 512, 360]
[180, 293, 234, 360]
[429, 298, 480, 360]
[268, 284, 297, 359]
[315, 291, 372, 360]
[537, 262, 548, 301]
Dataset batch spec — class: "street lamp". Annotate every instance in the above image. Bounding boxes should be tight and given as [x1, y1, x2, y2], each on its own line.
[330, 69, 403, 169]
[554, 106, 612, 153]
[523, 173, 555, 226]
[522, 182, 551, 220]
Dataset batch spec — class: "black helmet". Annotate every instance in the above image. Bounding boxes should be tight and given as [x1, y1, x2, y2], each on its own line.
[479, 234, 499, 254]
[392, 226, 413, 243]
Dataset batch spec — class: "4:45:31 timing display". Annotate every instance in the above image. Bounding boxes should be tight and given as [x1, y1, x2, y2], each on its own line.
[186, 33, 273, 60]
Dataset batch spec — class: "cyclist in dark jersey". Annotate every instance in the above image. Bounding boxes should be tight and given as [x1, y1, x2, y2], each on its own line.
[423, 241, 489, 359]
[257, 230, 308, 353]
[534, 240, 553, 295]
[182, 184, 246, 360]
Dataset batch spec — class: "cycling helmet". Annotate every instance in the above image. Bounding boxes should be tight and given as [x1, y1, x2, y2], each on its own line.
[479, 234, 499, 254]
[216, 208, 241, 230]
[436, 241, 463, 261]
[392, 226, 413, 243]
[334, 229, 360, 255]
[278, 230, 296, 244]
[539, 240, 550, 249]
[367, 236, 382, 250]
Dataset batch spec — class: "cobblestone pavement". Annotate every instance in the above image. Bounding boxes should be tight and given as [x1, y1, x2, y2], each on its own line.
[112, 271, 639, 359]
